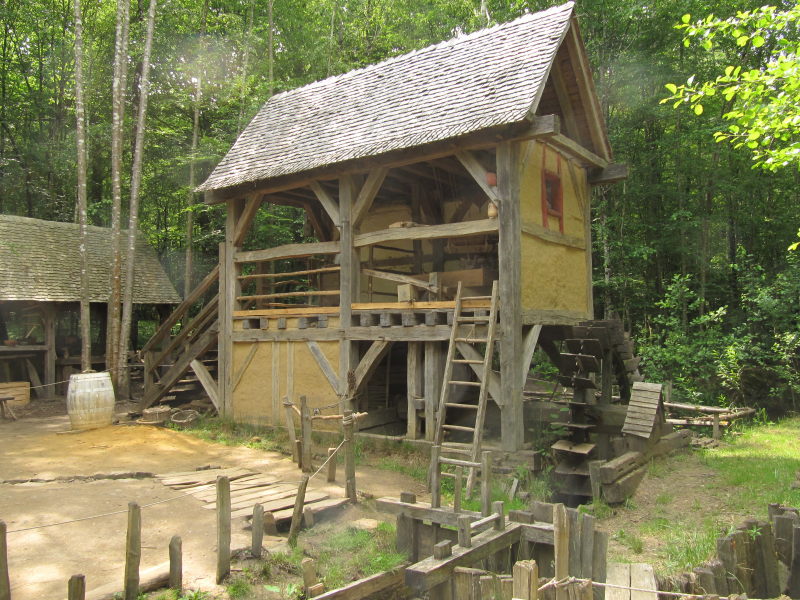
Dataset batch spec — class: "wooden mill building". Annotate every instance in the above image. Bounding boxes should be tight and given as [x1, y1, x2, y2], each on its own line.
[190, 2, 627, 453]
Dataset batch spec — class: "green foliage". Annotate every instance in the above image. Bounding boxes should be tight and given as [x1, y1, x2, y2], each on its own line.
[664, 6, 800, 171]
[225, 577, 252, 599]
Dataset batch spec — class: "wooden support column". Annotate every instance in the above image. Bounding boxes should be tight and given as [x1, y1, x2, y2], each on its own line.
[339, 175, 359, 406]
[497, 141, 524, 451]
[407, 342, 423, 439]
[424, 341, 444, 441]
[219, 199, 244, 418]
[43, 304, 56, 398]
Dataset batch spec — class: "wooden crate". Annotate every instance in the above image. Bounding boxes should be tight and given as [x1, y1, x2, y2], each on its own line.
[0, 381, 30, 406]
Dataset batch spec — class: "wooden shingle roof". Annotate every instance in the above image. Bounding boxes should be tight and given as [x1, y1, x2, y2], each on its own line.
[0, 215, 180, 304]
[199, 2, 575, 194]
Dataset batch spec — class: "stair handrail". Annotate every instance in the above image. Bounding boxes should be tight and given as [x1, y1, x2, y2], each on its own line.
[141, 265, 220, 354]
[150, 294, 219, 369]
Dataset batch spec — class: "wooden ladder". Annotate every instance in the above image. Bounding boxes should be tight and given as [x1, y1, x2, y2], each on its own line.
[433, 280, 499, 495]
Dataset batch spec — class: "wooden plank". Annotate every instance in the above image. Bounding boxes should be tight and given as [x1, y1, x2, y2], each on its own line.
[362, 268, 437, 292]
[235, 240, 340, 263]
[268, 494, 333, 523]
[306, 341, 340, 394]
[602, 466, 646, 504]
[309, 181, 340, 225]
[597, 452, 644, 485]
[354, 219, 498, 248]
[605, 563, 630, 600]
[190, 359, 220, 411]
[553, 504, 569, 581]
[216, 477, 231, 584]
[231, 491, 329, 520]
[629, 564, 657, 600]
[207, 484, 299, 510]
[312, 563, 408, 600]
[404, 524, 522, 591]
[589, 163, 628, 185]
[787, 525, 800, 598]
[592, 530, 608, 600]
[159, 467, 255, 487]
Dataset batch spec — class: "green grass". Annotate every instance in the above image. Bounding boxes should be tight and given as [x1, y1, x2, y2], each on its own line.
[614, 529, 644, 554]
[225, 577, 252, 599]
[661, 518, 722, 573]
[175, 415, 288, 454]
[301, 521, 406, 589]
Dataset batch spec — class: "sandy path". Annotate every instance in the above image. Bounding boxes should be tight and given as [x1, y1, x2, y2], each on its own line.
[0, 413, 423, 599]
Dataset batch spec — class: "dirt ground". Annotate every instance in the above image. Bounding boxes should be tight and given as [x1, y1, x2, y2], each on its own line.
[0, 399, 423, 599]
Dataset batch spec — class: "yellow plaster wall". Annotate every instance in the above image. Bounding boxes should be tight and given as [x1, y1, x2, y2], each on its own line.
[519, 140, 591, 318]
[230, 333, 342, 431]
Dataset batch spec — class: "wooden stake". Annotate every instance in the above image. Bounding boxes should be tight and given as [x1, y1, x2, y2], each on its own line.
[300, 395, 313, 472]
[124, 502, 141, 600]
[67, 574, 86, 600]
[263, 511, 278, 536]
[283, 398, 299, 464]
[327, 448, 337, 482]
[458, 514, 472, 548]
[169, 535, 182, 590]
[454, 466, 463, 513]
[289, 475, 310, 547]
[302, 557, 318, 595]
[252, 504, 264, 558]
[787, 525, 800, 598]
[512, 560, 538, 600]
[343, 411, 356, 502]
[553, 503, 570, 600]
[480, 451, 492, 517]
[216, 476, 231, 584]
[430, 445, 441, 508]
[0, 522, 8, 600]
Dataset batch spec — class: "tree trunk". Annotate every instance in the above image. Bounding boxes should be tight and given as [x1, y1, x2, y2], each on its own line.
[106, 0, 131, 389]
[73, 0, 91, 372]
[118, 0, 157, 398]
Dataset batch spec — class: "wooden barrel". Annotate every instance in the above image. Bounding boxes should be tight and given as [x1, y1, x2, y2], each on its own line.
[66, 372, 116, 430]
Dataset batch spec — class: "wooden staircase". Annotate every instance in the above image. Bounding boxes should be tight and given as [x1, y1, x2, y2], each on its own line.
[433, 281, 499, 494]
[140, 266, 220, 411]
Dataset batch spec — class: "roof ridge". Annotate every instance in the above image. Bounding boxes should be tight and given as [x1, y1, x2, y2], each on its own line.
[0, 213, 145, 237]
[267, 2, 575, 104]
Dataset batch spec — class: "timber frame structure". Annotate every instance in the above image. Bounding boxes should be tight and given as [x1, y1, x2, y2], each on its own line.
[163, 2, 628, 453]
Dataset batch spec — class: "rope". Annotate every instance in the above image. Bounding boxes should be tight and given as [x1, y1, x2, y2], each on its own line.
[307, 438, 346, 483]
[6, 487, 203, 534]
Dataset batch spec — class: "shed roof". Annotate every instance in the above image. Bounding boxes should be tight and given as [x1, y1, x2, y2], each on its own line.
[199, 2, 577, 194]
[0, 215, 180, 304]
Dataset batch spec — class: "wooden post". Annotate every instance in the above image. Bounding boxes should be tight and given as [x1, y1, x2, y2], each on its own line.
[592, 530, 608, 600]
[0, 521, 9, 600]
[302, 557, 318, 596]
[169, 535, 182, 590]
[453, 467, 463, 513]
[124, 502, 141, 600]
[327, 448, 337, 482]
[263, 511, 278, 536]
[712, 413, 721, 440]
[787, 525, 800, 598]
[424, 341, 443, 441]
[67, 574, 86, 600]
[458, 514, 472, 548]
[397, 492, 418, 561]
[553, 503, 570, 600]
[480, 451, 492, 517]
[289, 474, 310, 547]
[453, 567, 482, 599]
[497, 141, 524, 452]
[216, 476, 231, 584]
[300, 395, 313, 473]
[338, 175, 359, 410]
[43, 304, 56, 399]
[283, 398, 300, 464]
[252, 504, 264, 558]
[513, 560, 539, 600]
[493, 501, 505, 531]
[343, 411, 356, 502]
[407, 342, 423, 439]
[430, 445, 441, 508]
[588, 461, 602, 503]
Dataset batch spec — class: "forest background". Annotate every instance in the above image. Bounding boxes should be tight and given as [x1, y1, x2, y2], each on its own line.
[1, 0, 798, 410]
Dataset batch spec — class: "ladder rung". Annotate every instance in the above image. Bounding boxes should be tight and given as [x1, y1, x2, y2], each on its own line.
[457, 316, 490, 323]
[441, 445, 472, 456]
[453, 359, 483, 365]
[445, 402, 479, 410]
[449, 380, 482, 387]
[443, 424, 476, 433]
[461, 295, 492, 300]
[440, 471, 457, 479]
[455, 337, 488, 343]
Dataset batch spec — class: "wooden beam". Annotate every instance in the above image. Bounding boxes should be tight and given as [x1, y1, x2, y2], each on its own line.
[497, 141, 523, 452]
[589, 163, 629, 185]
[405, 524, 523, 591]
[231, 344, 258, 392]
[306, 341, 340, 395]
[309, 181, 340, 225]
[312, 564, 409, 600]
[520, 325, 542, 388]
[339, 175, 359, 401]
[355, 219, 498, 248]
[190, 359, 220, 411]
[233, 194, 263, 247]
[235, 240, 340, 264]
[455, 151, 499, 204]
[353, 167, 388, 227]
[549, 60, 580, 141]
[354, 340, 391, 392]
[362, 268, 438, 292]
[203, 115, 561, 205]
[548, 134, 608, 168]
[522, 222, 585, 250]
